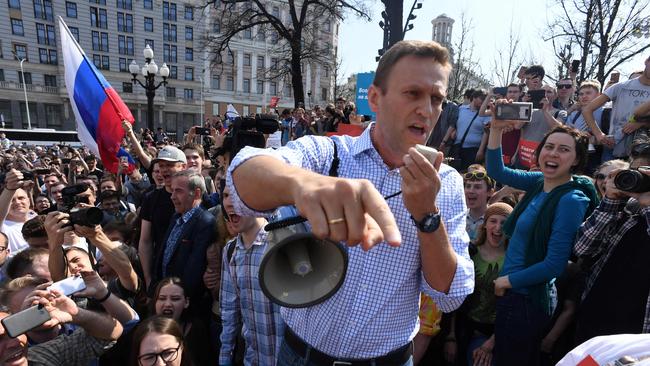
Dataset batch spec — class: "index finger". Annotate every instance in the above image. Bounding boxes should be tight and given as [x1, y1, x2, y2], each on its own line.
[360, 183, 401, 246]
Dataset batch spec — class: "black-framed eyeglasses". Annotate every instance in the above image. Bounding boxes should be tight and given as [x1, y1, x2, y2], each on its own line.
[556, 84, 573, 89]
[138, 346, 181, 366]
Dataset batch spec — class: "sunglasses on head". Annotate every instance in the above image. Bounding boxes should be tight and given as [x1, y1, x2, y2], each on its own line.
[557, 84, 573, 89]
[464, 171, 494, 186]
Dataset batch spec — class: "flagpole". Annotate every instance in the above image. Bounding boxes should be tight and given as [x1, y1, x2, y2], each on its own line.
[58, 16, 132, 124]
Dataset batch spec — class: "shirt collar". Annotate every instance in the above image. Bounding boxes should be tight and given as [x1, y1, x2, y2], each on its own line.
[349, 122, 377, 156]
[236, 226, 269, 249]
[178, 206, 200, 224]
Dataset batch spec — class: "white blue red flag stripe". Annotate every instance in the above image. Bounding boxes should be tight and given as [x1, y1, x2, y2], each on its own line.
[59, 17, 136, 174]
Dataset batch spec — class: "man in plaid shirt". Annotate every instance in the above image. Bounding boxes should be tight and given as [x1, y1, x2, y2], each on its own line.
[574, 141, 650, 343]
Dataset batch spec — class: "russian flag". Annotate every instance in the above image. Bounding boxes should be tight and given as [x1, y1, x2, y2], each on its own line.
[59, 17, 136, 174]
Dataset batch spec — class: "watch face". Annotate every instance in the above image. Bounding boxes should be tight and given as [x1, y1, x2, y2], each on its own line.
[414, 212, 440, 233]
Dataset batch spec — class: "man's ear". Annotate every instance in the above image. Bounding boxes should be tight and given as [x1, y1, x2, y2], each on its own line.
[368, 84, 381, 113]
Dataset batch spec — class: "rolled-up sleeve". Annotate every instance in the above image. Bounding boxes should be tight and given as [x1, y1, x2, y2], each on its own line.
[420, 166, 474, 312]
[226, 136, 336, 217]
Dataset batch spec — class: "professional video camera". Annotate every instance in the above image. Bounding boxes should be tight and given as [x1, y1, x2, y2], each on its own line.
[220, 114, 280, 160]
[60, 184, 103, 227]
[614, 167, 650, 193]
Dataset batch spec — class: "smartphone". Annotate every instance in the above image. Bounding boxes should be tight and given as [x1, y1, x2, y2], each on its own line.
[61, 158, 71, 164]
[527, 90, 546, 109]
[1, 305, 51, 338]
[34, 168, 51, 175]
[571, 60, 580, 73]
[493, 87, 508, 97]
[610, 72, 620, 83]
[195, 127, 211, 136]
[47, 275, 86, 297]
[496, 102, 533, 121]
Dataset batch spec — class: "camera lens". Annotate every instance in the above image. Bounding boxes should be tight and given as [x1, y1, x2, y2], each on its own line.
[614, 170, 650, 193]
[69, 207, 103, 227]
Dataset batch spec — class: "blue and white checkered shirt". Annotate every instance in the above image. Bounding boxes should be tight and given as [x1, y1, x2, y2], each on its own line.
[219, 229, 285, 366]
[226, 125, 474, 358]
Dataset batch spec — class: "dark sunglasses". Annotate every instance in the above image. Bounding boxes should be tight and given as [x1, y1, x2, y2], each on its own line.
[556, 84, 573, 89]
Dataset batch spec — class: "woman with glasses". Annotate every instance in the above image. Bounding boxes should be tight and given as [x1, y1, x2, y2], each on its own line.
[151, 277, 214, 365]
[485, 103, 599, 365]
[592, 159, 629, 198]
[132, 316, 187, 366]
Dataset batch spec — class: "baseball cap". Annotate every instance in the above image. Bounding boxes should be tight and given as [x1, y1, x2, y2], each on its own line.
[152, 146, 187, 164]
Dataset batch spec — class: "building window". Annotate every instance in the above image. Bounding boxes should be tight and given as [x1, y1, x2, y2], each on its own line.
[226, 52, 234, 65]
[185, 48, 193, 61]
[116, 0, 132, 10]
[163, 2, 176, 21]
[270, 81, 277, 95]
[184, 66, 193, 81]
[324, 67, 330, 78]
[49, 49, 57, 64]
[145, 39, 154, 49]
[0, 70, 4, 82]
[119, 58, 126, 72]
[39, 49, 57, 65]
[257, 56, 265, 69]
[183, 88, 193, 99]
[11, 19, 24, 36]
[18, 71, 32, 84]
[13, 44, 27, 61]
[144, 17, 153, 32]
[91, 7, 108, 29]
[184, 4, 193, 20]
[163, 44, 177, 63]
[243, 78, 250, 93]
[271, 57, 278, 70]
[243, 28, 252, 39]
[102, 55, 110, 70]
[211, 75, 220, 89]
[212, 102, 219, 116]
[89, 0, 106, 4]
[243, 53, 251, 66]
[166, 87, 176, 98]
[284, 83, 291, 97]
[213, 21, 220, 33]
[36, 24, 56, 46]
[44, 104, 62, 126]
[66, 1, 77, 17]
[272, 6, 279, 17]
[256, 80, 263, 94]
[122, 82, 133, 93]
[44, 74, 57, 87]
[324, 21, 331, 32]
[92, 31, 109, 51]
[226, 76, 234, 91]
[170, 65, 177, 79]
[117, 13, 133, 33]
[118, 35, 134, 55]
[256, 28, 265, 42]
[93, 54, 101, 68]
[185, 26, 193, 41]
[33, 0, 54, 21]
[321, 87, 328, 101]
[163, 23, 177, 42]
[143, 0, 152, 9]
[69, 27, 80, 42]
[8, 0, 20, 9]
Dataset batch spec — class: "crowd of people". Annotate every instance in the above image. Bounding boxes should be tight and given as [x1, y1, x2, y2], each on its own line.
[0, 39, 647, 366]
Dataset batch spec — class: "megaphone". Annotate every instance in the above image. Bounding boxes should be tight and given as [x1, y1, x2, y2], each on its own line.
[259, 206, 348, 308]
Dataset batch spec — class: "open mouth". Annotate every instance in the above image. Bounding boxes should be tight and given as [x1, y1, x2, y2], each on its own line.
[544, 161, 559, 172]
[228, 213, 241, 224]
[161, 309, 174, 317]
[408, 124, 427, 140]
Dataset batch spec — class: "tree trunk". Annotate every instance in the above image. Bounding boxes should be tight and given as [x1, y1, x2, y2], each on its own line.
[291, 45, 305, 108]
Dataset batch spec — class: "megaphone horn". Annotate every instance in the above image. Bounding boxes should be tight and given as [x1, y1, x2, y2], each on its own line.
[260, 206, 348, 308]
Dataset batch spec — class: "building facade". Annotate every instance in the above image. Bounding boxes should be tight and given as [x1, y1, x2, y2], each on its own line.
[0, 0, 206, 137]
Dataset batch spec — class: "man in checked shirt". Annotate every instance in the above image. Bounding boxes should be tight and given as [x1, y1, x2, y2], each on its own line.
[227, 40, 474, 365]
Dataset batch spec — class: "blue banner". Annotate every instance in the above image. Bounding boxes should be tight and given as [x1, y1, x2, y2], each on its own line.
[355, 72, 375, 120]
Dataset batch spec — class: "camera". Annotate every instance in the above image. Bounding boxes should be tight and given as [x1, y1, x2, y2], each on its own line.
[60, 184, 103, 227]
[614, 168, 650, 193]
[195, 127, 211, 136]
[221, 114, 280, 160]
[495, 102, 533, 121]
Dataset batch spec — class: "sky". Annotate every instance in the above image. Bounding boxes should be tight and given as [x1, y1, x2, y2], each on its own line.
[337, 0, 649, 85]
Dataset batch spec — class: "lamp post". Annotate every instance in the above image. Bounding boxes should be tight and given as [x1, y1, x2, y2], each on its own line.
[198, 75, 204, 127]
[129, 45, 169, 132]
[13, 52, 31, 129]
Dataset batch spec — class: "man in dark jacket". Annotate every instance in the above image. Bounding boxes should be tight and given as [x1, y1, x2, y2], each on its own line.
[152, 170, 216, 317]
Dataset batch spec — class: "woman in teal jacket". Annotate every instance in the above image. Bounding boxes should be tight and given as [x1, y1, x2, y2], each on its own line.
[485, 107, 598, 365]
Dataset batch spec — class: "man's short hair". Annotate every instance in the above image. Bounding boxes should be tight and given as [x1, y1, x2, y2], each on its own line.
[579, 79, 601, 93]
[471, 89, 487, 100]
[21, 215, 47, 240]
[100, 189, 121, 201]
[373, 40, 451, 93]
[0, 276, 49, 308]
[336, 97, 346, 102]
[181, 142, 205, 159]
[507, 83, 522, 90]
[173, 170, 206, 196]
[6, 247, 49, 279]
[464, 88, 476, 99]
[524, 65, 545, 79]
[84, 155, 96, 162]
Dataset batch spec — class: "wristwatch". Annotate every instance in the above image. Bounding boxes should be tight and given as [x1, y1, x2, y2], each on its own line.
[411, 211, 441, 233]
